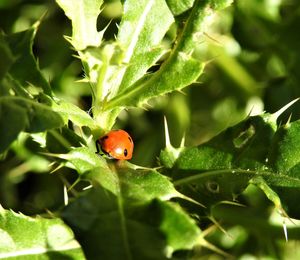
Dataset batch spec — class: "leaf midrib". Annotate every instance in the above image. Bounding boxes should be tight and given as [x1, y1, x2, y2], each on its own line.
[174, 168, 300, 186]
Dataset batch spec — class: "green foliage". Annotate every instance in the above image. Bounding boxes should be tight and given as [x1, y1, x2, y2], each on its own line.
[1, 0, 300, 259]
[0, 96, 64, 152]
[56, 0, 104, 50]
[0, 205, 84, 259]
[4, 22, 52, 96]
[163, 112, 300, 216]
[62, 173, 200, 259]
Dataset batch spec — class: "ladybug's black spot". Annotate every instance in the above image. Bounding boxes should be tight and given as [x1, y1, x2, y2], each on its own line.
[101, 135, 109, 141]
[124, 149, 128, 157]
[128, 136, 132, 143]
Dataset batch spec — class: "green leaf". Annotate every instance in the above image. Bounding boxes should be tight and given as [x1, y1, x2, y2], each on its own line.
[0, 33, 14, 81]
[46, 127, 87, 153]
[166, 0, 195, 16]
[87, 0, 174, 129]
[65, 147, 107, 174]
[52, 100, 98, 131]
[62, 188, 201, 259]
[4, 22, 52, 96]
[257, 173, 300, 219]
[175, 114, 276, 171]
[11, 135, 50, 173]
[0, 99, 27, 153]
[0, 205, 85, 259]
[162, 109, 300, 218]
[163, 114, 277, 206]
[0, 96, 64, 153]
[7, 76, 33, 99]
[265, 120, 300, 218]
[56, 0, 104, 50]
[103, 165, 181, 203]
[157, 200, 201, 252]
[105, 55, 205, 110]
[268, 120, 300, 174]
[116, 0, 174, 91]
[63, 148, 182, 202]
[104, 0, 233, 110]
[61, 156, 202, 258]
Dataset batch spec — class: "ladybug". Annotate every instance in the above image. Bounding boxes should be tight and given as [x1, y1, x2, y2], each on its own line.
[96, 130, 134, 160]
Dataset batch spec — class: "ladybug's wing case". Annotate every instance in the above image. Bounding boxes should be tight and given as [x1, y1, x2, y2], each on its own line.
[98, 130, 134, 160]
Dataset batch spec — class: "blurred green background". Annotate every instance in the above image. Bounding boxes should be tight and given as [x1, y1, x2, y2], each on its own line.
[1, 0, 300, 234]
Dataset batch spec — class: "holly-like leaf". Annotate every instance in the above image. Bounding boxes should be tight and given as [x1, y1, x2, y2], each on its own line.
[63, 147, 107, 174]
[0, 205, 85, 259]
[104, 0, 233, 110]
[56, 0, 234, 130]
[4, 22, 52, 96]
[175, 114, 276, 171]
[161, 105, 300, 219]
[116, 0, 174, 91]
[56, 0, 104, 50]
[161, 113, 277, 206]
[266, 120, 300, 218]
[57, 146, 201, 258]
[62, 147, 182, 202]
[52, 100, 98, 131]
[62, 189, 201, 260]
[268, 120, 300, 174]
[0, 97, 64, 153]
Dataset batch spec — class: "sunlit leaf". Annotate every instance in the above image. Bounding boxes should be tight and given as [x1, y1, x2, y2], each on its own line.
[52, 100, 97, 130]
[56, 0, 104, 50]
[0, 205, 85, 259]
[117, 0, 174, 91]
[104, 0, 233, 111]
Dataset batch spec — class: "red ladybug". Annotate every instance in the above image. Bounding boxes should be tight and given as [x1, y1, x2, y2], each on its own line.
[97, 130, 134, 160]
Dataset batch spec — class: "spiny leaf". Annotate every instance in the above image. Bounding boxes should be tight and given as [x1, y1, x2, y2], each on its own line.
[89, 0, 174, 129]
[56, 0, 104, 50]
[116, 0, 174, 91]
[61, 147, 203, 258]
[0, 96, 64, 153]
[268, 120, 300, 174]
[174, 113, 277, 172]
[4, 22, 52, 96]
[161, 113, 276, 206]
[161, 105, 300, 218]
[62, 189, 201, 259]
[0, 206, 85, 259]
[52, 100, 98, 131]
[104, 0, 233, 110]
[62, 147, 107, 174]
[266, 119, 300, 218]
